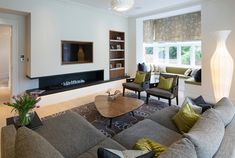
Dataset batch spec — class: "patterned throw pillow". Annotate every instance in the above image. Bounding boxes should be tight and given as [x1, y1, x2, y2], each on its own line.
[97, 148, 155, 158]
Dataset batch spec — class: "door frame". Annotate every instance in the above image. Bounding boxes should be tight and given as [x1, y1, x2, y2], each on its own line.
[0, 18, 19, 96]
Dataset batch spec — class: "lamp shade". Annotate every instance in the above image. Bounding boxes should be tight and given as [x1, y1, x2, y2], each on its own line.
[210, 30, 234, 102]
[111, 0, 134, 12]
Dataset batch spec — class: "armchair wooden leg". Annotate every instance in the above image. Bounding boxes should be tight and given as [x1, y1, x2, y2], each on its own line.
[138, 92, 141, 99]
[169, 99, 171, 106]
[176, 96, 179, 105]
[123, 87, 125, 96]
[146, 94, 149, 104]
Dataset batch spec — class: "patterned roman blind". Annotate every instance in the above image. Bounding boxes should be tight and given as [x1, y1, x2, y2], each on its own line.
[143, 11, 201, 43]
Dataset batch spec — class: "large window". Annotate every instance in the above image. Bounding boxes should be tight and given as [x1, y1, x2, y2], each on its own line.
[144, 41, 202, 68]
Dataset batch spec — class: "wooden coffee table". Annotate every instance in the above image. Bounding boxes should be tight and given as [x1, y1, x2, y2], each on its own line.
[95, 95, 144, 128]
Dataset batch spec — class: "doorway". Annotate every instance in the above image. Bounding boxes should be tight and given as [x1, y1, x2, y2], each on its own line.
[0, 25, 11, 104]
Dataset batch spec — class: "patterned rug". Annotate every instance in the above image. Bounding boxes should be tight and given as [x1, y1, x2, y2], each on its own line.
[42, 93, 169, 137]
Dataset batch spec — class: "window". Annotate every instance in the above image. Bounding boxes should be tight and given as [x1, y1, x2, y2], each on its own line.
[143, 41, 201, 68]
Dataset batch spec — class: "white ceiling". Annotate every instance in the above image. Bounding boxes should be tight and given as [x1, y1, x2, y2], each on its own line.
[68, 0, 200, 17]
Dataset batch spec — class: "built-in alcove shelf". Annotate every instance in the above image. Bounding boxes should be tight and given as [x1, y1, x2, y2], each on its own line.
[110, 58, 125, 61]
[109, 30, 125, 79]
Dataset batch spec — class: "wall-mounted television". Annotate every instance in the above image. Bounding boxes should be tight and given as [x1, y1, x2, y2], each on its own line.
[61, 41, 93, 65]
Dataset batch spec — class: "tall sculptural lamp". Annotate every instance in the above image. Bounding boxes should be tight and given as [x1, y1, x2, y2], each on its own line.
[210, 30, 234, 102]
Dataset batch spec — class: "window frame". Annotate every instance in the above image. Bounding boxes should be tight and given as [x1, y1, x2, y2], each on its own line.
[143, 41, 202, 68]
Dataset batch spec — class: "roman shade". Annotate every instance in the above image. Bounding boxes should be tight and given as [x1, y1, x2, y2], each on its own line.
[143, 11, 201, 43]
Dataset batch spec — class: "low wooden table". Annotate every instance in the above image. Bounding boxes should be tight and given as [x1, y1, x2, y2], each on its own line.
[95, 95, 144, 128]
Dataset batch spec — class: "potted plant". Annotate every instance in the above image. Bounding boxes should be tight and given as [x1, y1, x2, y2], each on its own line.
[4, 93, 41, 126]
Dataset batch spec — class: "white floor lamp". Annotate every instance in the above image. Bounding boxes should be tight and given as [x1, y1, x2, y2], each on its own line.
[210, 30, 234, 102]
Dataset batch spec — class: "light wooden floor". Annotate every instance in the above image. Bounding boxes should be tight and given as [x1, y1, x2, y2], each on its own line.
[0, 88, 184, 158]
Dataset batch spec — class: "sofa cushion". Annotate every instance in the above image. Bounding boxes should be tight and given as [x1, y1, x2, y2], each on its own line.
[113, 119, 182, 149]
[166, 67, 188, 75]
[214, 97, 235, 126]
[77, 138, 126, 158]
[183, 97, 202, 114]
[148, 106, 180, 133]
[193, 96, 212, 112]
[15, 127, 64, 158]
[214, 116, 235, 158]
[35, 111, 106, 158]
[184, 109, 224, 158]
[1, 125, 16, 158]
[158, 138, 197, 158]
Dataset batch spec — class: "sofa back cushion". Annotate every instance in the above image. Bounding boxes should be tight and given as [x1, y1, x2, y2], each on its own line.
[214, 97, 235, 126]
[184, 109, 224, 158]
[158, 138, 197, 158]
[214, 116, 235, 158]
[15, 127, 64, 158]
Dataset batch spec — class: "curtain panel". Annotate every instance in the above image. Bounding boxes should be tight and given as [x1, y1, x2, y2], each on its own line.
[143, 11, 201, 43]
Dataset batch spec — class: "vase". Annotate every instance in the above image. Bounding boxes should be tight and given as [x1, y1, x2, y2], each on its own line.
[210, 30, 234, 102]
[13, 111, 35, 126]
[78, 46, 85, 61]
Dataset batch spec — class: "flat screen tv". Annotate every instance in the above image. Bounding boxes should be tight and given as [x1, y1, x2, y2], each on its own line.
[61, 41, 93, 65]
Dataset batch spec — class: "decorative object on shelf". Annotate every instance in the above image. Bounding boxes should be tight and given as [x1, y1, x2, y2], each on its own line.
[4, 93, 41, 126]
[116, 36, 121, 40]
[106, 89, 121, 101]
[77, 46, 85, 61]
[210, 30, 234, 102]
[110, 64, 113, 69]
[110, 45, 115, 49]
[116, 44, 121, 49]
[111, 0, 134, 12]
[116, 63, 122, 68]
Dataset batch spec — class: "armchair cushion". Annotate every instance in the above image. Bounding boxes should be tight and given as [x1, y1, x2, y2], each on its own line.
[123, 82, 143, 92]
[134, 71, 146, 84]
[157, 76, 174, 91]
[146, 88, 174, 99]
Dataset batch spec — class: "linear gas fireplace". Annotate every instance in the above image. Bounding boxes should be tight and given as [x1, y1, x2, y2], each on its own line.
[27, 70, 104, 96]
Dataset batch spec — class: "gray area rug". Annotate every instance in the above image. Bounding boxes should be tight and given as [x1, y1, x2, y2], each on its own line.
[42, 93, 169, 137]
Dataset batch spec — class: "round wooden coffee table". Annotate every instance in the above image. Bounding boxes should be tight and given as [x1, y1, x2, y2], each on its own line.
[94, 95, 144, 128]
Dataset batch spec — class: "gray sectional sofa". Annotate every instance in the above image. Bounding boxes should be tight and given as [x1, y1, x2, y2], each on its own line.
[2, 97, 235, 158]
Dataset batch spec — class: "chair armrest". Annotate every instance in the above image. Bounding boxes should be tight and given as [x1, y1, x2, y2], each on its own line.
[142, 81, 150, 89]
[149, 83, 159, 88]
[172, 85, 178, 96]
[126, 78, 135, 83]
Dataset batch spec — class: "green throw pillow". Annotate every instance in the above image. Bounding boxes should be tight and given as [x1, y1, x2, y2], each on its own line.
[157, 76, 174, 90]
[134, 138, 167, 157]
[173, 103, 200, 133]
[134, 71, 146, 84]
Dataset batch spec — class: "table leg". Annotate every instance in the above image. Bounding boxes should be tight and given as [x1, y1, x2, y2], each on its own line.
[109, 118, 112, 128]
[131, 111, 135, 116]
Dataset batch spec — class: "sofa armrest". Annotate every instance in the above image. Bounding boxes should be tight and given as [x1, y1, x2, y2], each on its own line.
[126, 78, 135, 83]
[1, 125, 16, 158]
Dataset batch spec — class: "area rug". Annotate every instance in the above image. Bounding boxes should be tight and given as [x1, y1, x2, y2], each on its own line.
[42, 93, 170, 137]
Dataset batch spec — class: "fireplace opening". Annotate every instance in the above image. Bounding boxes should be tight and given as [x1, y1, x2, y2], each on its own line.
[27, 70, 104, 96]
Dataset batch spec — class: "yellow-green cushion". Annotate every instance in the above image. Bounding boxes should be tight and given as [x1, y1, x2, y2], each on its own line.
[157, 76, 174, 90]
[173, 103, 200, 134]
[134, 71, 146, 84]
[134, 138, 167, 157]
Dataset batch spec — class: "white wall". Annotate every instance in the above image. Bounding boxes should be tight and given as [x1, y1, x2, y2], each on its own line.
[0, 26, 10, 81]
[0, 0, 128, 94]
[0, 13, 38, 95]
[0, 0, 128, 80]
[128, 0, 235, 103]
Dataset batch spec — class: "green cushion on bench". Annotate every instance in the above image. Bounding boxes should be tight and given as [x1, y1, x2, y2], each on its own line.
[166, 67, 188, 75]
[185, 78, 201, 85]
